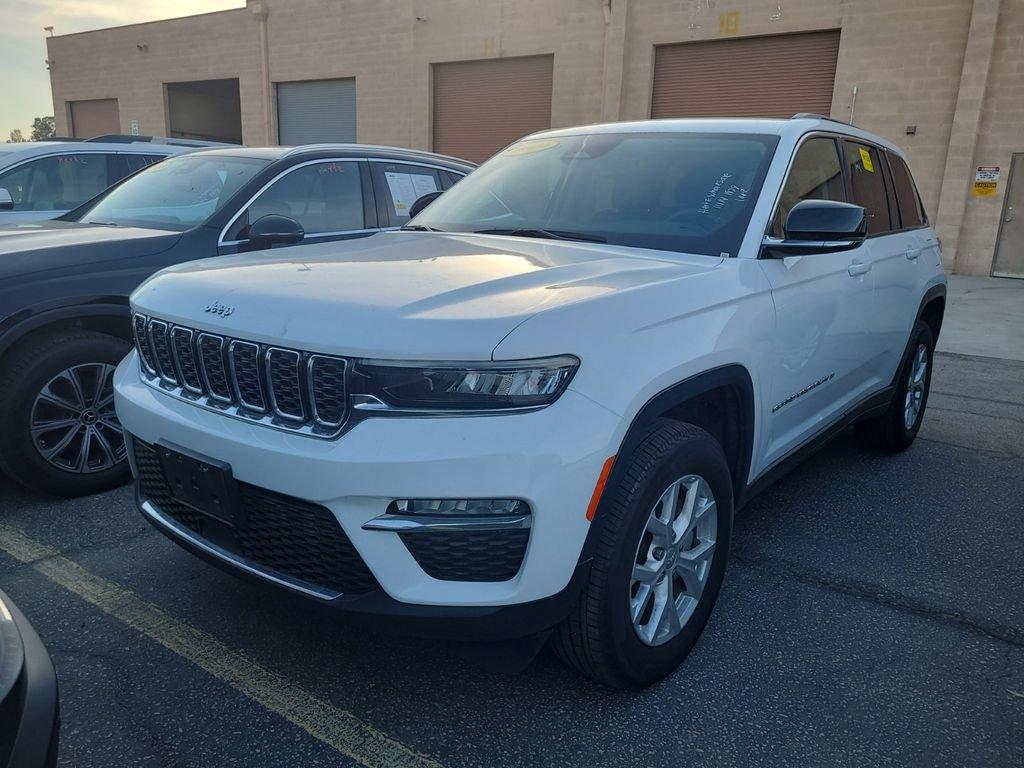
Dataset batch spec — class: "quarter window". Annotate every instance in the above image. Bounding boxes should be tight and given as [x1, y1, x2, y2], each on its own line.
[371, 163, 442, 227]
[124, 154, 166, 174]
[239, 161, 365, 239]
[772, 137, 846, 237]
[843, 141, 892, 235]
[0, 153, 113, 212]
[886, 152, 926, 229]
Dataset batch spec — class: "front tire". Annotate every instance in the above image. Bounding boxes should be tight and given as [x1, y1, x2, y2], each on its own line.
[856, 320, 934, 452]
[0, 330, 132, 497]
[554, 420, 733, 688]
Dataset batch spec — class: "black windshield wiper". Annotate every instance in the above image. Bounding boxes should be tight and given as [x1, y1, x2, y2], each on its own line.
[400, 224, 444, 232]
[472, 228, 606, 244]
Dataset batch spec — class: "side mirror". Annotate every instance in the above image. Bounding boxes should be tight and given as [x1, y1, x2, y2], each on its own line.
[408, 190, 443, 219]
[0, 188, 13, 211]
[248, 214, 304, 249]
[762, 200, 867, 257]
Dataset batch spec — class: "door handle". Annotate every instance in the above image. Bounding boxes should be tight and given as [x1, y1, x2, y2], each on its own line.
[848, 261, 871, 277]
[906, 247, 921, 261]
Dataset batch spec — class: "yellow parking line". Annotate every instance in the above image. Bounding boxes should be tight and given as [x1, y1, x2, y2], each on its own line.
[0, 523, 443, 768]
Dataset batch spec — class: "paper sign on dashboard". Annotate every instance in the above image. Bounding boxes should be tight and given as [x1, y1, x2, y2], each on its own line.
[385, 172, 438, 217]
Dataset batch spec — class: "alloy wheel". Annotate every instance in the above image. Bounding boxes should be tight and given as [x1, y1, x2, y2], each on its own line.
[629, 474, 717, 646]
[29, 363, 126, 474]
[904, 343, 928, 430]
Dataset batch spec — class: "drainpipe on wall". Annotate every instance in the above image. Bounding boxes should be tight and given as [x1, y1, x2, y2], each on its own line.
[250, 0, 273, 145]
[600, 0, 628, 123]
[933, 0, 1001, 274]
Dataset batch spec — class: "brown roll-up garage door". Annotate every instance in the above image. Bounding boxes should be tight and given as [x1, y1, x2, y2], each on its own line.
[69, 99, 121, 137]
[651, 30, 841, 119]
[433, 55, 553, 164]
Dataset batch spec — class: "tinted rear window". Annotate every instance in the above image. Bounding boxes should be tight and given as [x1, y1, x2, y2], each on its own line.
[843, 141, 892, 235]
[886, 152, 927, 229]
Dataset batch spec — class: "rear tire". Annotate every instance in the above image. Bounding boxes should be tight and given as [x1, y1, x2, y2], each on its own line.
[553, 420, 733, 688]
[855, 320, 934, 452]
[0, 330, 132, 497]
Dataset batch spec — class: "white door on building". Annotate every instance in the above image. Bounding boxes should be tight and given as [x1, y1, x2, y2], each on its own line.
[993, 154, 1024, 279]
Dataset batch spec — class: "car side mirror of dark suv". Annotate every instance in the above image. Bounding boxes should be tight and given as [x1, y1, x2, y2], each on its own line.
[0, 188, 13, 211]
[248, 214, 304, 249]
[408, 191, 443, 219]
[762, 200, 867, 257]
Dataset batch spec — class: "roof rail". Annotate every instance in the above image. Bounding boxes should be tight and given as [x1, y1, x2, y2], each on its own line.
[791, 112, 856, 127]
[281, 142, 475, 166]
[84, 134, 237, 147]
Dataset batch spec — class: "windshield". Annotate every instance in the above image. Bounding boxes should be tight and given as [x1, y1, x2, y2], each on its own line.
[413, 132, 779, 257]
[78, 154, 269, 231]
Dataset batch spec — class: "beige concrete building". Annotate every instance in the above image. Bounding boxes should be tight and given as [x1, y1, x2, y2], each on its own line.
[46, 0, 1024, 277]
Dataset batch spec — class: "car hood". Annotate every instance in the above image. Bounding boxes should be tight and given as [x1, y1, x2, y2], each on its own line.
[0, 220, 182, 278]
[132, 231, 720, 360]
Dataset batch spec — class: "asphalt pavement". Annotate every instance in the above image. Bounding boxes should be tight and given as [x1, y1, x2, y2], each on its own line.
[1, 348, 1021, 768]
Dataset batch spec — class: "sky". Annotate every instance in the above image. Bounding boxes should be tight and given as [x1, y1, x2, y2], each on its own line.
[0, 0, 244, 140]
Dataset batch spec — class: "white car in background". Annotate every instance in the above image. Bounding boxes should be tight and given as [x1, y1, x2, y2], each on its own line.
[0, 135, 230, 224]
[116, 115, 946, 688]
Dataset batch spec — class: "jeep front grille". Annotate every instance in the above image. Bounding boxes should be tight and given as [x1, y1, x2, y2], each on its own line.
[132, 312, 348, 438]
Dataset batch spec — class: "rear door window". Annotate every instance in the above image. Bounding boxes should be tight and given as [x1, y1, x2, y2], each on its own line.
[843, 141, 893, 235]
[886, 152, 927, 229]
[772, 137, 846, 237]
[0, 153, 115, 212]
[370, 163, 443, 227]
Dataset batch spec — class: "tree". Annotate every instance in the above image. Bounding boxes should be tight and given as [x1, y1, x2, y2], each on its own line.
[7, 129, 24, 143]
[30, 117, 56, 141]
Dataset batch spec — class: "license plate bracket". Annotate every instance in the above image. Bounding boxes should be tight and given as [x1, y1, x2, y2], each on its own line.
[156, 441, 242, 527]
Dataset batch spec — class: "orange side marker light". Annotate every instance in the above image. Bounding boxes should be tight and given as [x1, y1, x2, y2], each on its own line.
[585, 455, 616, 521]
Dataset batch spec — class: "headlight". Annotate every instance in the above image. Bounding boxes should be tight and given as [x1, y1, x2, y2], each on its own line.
[348, 355, 579, 414]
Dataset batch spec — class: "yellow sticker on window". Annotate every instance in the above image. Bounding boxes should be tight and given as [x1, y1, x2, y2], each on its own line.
[859, 147, 875, 172]
[504, 138, 559, 157]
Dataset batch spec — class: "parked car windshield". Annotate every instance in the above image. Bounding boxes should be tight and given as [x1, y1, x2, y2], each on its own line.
[77, 154, 269, 231]
[412, 131, 779, 257]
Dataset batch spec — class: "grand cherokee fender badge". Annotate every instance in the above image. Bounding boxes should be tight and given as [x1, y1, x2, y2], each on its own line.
[205, 301, 235, 318]
[772, 372, 836, 413]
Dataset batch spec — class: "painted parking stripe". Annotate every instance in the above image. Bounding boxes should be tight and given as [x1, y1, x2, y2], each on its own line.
[0, 523, 443, 768]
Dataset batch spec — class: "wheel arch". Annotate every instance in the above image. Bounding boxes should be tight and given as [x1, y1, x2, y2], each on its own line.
[887, 282, 946, 390]
[605, 365, 756, 514]
[917, 283, 946, 344]
[0, 302, 132, 362]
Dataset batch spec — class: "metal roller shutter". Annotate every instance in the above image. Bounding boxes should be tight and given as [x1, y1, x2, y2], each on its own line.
[433, 55, 553, 164]
[69, 99, 120, 137]
[651, 31, 841, 119]
[277, 79, 356, 145]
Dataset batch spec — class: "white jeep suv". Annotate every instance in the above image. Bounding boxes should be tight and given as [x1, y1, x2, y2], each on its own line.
[115, 116, 946, 687]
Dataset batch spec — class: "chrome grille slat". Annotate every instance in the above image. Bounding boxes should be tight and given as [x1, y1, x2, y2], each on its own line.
[308, 355, 348, 427]
[266, 348, 305, 421]
[197, 333, 232, 403]
[132, 313, 157, 375]
[170, 327, 203, 394]
[229, 340, 266, 412]
[131, 313, 349, 439]
[147, 319, 178, 386]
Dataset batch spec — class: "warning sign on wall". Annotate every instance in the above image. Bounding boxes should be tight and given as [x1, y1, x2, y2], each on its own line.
[973, 165, 1000, 197]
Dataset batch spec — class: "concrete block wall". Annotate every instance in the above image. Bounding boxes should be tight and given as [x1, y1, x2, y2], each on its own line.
[46, 0, 1023, 276]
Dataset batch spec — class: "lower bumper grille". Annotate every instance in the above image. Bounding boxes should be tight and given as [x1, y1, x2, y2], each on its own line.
[399, 529, 529, 582]
[131, 438, 379, 596]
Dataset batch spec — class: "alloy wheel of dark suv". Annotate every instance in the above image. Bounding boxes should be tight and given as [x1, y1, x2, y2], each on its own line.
[0, 329, 131, 497]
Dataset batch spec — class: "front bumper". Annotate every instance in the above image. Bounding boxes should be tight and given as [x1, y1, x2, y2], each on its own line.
[114, 353, 622, 634]
[0, 590, 59, 768]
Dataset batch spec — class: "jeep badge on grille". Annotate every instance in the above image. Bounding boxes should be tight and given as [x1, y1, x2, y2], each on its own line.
[205, 301, 235, 318]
